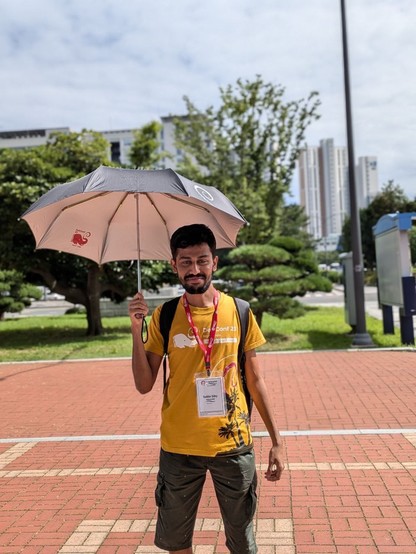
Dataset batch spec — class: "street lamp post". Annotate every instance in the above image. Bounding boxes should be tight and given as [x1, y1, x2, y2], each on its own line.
[340, 0, 373, 346]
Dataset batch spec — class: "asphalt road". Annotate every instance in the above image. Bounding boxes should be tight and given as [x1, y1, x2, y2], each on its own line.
[8, 285, 380, 318]
[5, 285, 415, 341]
[298, 284, 379, 314]
[6, 299, 75, 318]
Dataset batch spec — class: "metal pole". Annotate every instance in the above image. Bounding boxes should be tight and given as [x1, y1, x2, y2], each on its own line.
[340, 0, 373, 346]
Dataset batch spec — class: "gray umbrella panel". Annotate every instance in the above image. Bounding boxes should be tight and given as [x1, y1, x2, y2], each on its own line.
[21, 166, 247, 264]
[22, 166, 189, 209]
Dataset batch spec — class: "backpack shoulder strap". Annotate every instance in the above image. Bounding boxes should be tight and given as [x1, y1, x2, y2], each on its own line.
[232, 297, 252, 415]
[159, 296, 181, 390]
[233, 297, 249, 362]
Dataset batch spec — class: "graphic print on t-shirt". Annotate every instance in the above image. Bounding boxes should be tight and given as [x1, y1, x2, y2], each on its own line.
[172, 333, 197, 348]
[212, 355, 252, 448]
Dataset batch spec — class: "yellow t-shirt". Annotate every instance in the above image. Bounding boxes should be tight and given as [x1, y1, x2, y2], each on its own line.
[145, 293, 266, 456]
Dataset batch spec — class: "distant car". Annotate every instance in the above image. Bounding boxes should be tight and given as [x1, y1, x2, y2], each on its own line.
[45, 290, 65, 300]
[330, 262, 342, 272]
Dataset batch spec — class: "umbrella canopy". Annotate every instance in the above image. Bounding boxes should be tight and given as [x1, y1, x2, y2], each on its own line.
[21, 166, 247, 286]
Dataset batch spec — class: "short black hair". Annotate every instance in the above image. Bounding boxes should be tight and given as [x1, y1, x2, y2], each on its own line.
[170, 224, 216, 259]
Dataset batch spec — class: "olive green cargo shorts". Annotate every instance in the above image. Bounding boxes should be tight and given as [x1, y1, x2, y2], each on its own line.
[154, 448, 258, 553]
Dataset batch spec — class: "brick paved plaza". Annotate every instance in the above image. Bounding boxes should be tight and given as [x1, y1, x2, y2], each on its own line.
[0, 350, 415, 553]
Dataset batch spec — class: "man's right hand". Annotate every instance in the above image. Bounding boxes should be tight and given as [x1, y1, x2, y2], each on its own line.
[128, 292, 149, 326]
[129, 292, 161, 394]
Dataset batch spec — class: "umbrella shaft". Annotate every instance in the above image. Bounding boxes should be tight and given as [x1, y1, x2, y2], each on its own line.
[136, 194, 142, 291]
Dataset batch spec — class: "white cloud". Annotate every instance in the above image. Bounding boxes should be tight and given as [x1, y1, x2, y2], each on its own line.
[0, 0, 415, 199]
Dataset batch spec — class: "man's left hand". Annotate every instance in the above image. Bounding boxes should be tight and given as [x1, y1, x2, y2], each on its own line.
[265, 445, 285, 482]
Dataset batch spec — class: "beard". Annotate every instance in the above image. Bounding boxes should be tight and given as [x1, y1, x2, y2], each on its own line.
[181, 273, 213, 295]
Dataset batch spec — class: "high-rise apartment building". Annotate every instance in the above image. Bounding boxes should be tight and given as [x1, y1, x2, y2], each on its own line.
[298, 139, 378, 244]
[356, 156, 378, 209]
[298, 145, 322, 239]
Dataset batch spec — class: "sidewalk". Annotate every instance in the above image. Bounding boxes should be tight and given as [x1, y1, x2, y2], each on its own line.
[0, 350, 415, 553]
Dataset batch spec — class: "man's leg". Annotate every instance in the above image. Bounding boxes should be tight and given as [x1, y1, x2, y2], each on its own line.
[209, 451, 258, 554]
[154, 450, 206, 552]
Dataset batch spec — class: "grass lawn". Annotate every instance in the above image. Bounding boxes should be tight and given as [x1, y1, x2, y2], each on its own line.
[261, 307, 403, 351]
[0, 306, 405, 363]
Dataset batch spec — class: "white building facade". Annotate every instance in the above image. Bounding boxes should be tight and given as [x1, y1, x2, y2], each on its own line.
[0, 119, 184, 170]
[0, 127, 71, 149]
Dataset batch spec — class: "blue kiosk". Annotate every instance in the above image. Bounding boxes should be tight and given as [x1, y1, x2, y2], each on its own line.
[373, 213, 416, 345]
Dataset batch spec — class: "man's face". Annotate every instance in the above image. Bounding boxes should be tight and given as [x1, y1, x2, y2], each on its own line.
[171, 243, 218, 295]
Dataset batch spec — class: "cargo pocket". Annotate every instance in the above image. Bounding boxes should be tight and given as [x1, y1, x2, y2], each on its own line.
[155, 472, 165, 508]
[246, 472, 258, 521]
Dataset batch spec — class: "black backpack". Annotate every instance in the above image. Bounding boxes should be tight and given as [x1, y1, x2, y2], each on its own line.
[159, 295, 253, 415]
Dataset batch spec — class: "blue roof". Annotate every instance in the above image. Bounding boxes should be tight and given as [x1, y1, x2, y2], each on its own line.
[373, 212, 416, 235]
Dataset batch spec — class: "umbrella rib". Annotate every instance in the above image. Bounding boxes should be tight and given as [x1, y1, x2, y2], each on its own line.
[99, 192, 130, 264]
[134, 192, 176, 259]
[35, 192, 112, 249]
[145, 193, 171, 245]
[163, 193, 222, 214]
[59, 191, 113, 210]
[160, 194, 237, 241]
[143, 192, 237, 251]
[99, 192, 172, 264]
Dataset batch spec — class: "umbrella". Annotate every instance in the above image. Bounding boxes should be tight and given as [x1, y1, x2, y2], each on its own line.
[21, 165, 247, 289]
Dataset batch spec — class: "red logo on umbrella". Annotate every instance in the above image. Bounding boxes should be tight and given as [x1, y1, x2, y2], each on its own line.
[71, 230, 91, 247]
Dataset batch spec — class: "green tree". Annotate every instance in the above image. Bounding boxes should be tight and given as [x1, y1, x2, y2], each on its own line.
[342, 181, 416, 268]
[44, 129, 110, 177]
[0, 269, 42, 320]
[129, 121, 170, 168]
[216, 237, 332, 327]
[174, 76, 321, 242]
[0, 133, 110, 335]
[0, 147, 65, 268]
[280, 203, 315, 247]
[315, 250, 341, 267]
[0, 130, 175, 336]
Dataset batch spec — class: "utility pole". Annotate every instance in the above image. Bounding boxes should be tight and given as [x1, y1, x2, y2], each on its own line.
[340, 0, 373, 346]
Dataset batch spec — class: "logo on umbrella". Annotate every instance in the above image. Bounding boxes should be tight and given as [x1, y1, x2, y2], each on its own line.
[194, 185, 214, 203]
[71, 230, 91, 247]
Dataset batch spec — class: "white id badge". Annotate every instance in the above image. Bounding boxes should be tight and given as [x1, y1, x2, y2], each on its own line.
[196, 376, 227, 417]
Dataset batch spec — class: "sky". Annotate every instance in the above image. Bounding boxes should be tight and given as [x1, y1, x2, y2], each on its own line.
[1, 0, 415, 202]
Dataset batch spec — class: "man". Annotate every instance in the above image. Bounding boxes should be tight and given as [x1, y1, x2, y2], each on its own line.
[129, 223, 284, 554]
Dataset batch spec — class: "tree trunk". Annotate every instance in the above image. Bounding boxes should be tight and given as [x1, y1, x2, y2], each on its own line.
[255, 311, 263, 329]
[86, 264, 103, 336]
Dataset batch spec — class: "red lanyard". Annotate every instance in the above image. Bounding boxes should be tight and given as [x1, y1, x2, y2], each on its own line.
[182, 291, 219, 376]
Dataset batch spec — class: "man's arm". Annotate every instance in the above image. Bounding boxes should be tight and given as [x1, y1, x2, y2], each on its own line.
[244, 349, 285, 481]
[128, 292, 162, 394]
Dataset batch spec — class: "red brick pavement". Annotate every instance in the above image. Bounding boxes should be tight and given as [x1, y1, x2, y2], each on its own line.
[0, 350, 415, 553]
